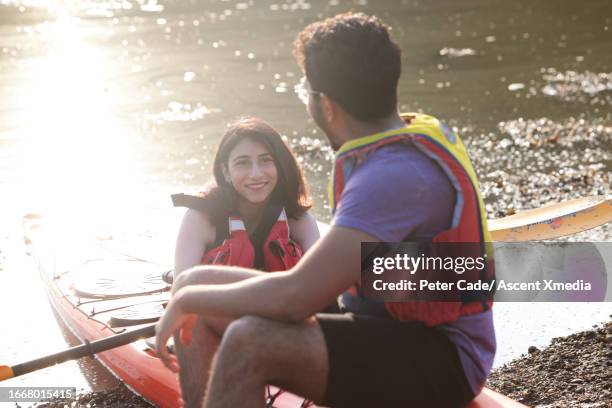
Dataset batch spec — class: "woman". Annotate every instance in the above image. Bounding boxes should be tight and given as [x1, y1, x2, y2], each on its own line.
[172, 116, 319, 279]
[166, 118, 320, 407]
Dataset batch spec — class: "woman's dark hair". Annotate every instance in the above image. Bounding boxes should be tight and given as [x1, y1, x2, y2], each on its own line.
[205, 117, 311, 220]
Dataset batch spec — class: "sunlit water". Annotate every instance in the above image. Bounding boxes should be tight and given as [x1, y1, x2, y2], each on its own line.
[0, 0, 611, 401]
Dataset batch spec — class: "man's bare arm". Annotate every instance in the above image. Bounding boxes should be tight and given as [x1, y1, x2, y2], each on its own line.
[175, 226, 379, 322]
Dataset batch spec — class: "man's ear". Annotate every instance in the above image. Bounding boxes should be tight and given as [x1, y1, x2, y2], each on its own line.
[319, 94, 336, 123]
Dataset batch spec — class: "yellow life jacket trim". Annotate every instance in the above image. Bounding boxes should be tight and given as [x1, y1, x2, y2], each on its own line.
[329, 113, 491, 242]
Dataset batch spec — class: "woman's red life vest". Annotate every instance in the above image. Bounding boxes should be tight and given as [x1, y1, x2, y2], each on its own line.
[330, 113, 495, 327]
[201, 208, 303, 271]
[171, 193, 303, 272]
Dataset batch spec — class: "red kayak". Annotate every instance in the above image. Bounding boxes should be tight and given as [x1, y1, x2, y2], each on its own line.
[24, 216, 525, 408]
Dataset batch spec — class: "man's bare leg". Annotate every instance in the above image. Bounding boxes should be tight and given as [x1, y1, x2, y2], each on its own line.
[204, 316, 329, 408]
[173, 267, 264, 408]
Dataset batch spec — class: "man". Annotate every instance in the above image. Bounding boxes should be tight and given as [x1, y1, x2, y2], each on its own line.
[156, 12, 495, 408]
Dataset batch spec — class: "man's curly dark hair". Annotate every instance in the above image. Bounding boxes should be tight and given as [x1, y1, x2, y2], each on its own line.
[293, 12, 401, 121]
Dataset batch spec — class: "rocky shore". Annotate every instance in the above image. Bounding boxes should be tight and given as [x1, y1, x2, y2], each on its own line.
[487, 320, 612, 407]
[33, 384, 153, 408]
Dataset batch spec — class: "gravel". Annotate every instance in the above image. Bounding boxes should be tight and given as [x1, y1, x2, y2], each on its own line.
[487, 320, 612, 407]
[31, 383, 153, 408]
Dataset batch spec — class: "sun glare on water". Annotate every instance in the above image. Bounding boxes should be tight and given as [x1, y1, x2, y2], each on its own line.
[13, 7, 143, 231]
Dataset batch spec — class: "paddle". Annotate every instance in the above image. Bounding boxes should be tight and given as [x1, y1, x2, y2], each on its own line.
[0, 323, 156, 382]
[488, 194, 611, 241]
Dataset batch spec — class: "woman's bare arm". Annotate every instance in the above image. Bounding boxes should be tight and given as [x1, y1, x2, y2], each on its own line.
[289, 212, 320, 252]
[174, 209, 215, 277]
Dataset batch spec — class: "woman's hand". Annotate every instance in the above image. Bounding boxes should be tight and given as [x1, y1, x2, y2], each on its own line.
[155, 289, 197, 372]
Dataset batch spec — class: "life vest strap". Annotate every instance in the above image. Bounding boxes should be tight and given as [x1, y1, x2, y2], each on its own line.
[171, 193, 212, 212]
[250, 205, 284, 269]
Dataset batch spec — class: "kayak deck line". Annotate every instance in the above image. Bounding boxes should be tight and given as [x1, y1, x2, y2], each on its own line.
[74, 291, 169, 307]
[88, 298, 168, 320]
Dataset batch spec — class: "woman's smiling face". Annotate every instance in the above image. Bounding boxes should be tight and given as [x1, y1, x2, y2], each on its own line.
[223, 138, 278, 205]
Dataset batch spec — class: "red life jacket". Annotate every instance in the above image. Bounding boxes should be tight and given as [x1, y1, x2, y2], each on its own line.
[330, 113, 495, 327]
[201, 208, 303, 271]
[172, 193, 303, 272]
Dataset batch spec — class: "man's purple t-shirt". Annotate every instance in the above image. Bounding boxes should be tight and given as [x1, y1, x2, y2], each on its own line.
[332, 142, 496, 395]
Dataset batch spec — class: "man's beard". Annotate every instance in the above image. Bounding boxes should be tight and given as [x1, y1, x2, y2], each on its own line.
[310, 97, 342, 151]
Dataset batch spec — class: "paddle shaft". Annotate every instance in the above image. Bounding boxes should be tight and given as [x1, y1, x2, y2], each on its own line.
[0, 324, 156, 381]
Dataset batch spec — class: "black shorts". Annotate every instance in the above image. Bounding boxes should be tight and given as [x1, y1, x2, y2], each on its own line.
[316, 313, 474, 408]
